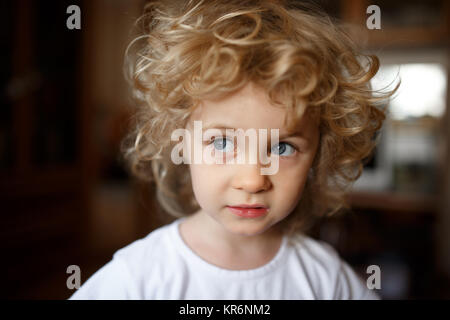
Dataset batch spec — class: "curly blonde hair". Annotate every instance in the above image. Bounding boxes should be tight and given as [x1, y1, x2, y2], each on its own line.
[121, 0, 398, 236]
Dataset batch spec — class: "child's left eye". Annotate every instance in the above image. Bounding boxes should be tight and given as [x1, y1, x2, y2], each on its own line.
[271, 142, 296, 156]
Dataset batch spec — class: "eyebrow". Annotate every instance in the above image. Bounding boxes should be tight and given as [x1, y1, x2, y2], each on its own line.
[201, 124, 309, 142]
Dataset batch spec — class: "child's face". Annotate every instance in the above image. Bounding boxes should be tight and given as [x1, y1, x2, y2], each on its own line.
[185, 82, 319, 237]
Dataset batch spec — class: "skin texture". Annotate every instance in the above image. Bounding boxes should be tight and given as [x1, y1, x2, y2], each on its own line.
[179, 82, 319, 270]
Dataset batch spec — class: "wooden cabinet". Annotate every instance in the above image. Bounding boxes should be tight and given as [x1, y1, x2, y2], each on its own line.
[0, 0, 90, 299]
[318, 0, 450, 48]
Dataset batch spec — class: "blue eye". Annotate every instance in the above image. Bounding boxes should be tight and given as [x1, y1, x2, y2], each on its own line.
[271, 142, 296, 156]
[213, 137, 234, 152]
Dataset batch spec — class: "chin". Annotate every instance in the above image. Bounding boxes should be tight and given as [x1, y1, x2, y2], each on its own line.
[224, 220, 272, 237]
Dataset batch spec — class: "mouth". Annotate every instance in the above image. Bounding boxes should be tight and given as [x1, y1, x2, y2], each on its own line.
[226, 204, 269, 218]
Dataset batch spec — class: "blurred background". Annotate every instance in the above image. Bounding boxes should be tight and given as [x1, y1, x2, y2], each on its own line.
[1, 0, 449, 299]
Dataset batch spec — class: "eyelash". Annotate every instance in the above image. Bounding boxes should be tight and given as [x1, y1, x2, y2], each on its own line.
[206, 137, 300, 156]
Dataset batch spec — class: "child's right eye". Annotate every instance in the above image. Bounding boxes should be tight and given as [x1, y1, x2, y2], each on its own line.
[212, 137, 235, 152]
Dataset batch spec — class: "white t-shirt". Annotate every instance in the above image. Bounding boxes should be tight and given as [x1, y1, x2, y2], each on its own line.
[70, 218, 379, 300]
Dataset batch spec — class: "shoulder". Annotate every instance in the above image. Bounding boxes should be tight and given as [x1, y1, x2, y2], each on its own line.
[70, 221, 177, 300]
[113, 221, 173, 261]
[286, 234, 343, 285]
[112, 221, 176, 276]
[286, 234, 379, 300]
[288, 233, 342, 269]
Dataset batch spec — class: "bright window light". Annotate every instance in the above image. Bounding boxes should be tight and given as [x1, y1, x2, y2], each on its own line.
[371, 63, 447, 120]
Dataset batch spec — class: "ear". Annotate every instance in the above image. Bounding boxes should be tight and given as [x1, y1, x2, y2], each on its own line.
[307, 168, 314, 180]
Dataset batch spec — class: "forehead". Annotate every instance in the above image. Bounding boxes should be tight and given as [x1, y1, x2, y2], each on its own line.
[187, 83, 317, 137]
[189, 83, 293, 132]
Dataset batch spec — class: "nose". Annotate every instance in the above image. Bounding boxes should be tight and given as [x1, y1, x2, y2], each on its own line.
[231, 164, 272, 193]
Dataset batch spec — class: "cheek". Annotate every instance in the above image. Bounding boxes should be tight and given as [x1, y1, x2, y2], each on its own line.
[189, 165, 207, 196]
[274, 161, 311, 201]
[275, 174, 306, 200]
[189, 164, 224, 205]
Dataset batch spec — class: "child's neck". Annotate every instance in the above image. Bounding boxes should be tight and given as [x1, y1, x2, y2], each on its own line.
[179, 210, 283, 270]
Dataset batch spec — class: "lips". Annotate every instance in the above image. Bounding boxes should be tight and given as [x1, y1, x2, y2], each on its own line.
[226, 204, 269, 218]
[231, 204, 267, 208]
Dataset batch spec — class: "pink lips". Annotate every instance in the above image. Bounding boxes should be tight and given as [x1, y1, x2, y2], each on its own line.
[227, 204, 269, 218]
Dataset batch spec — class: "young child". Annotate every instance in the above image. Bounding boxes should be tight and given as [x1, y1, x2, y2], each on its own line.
[71, 0, 397, 299]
